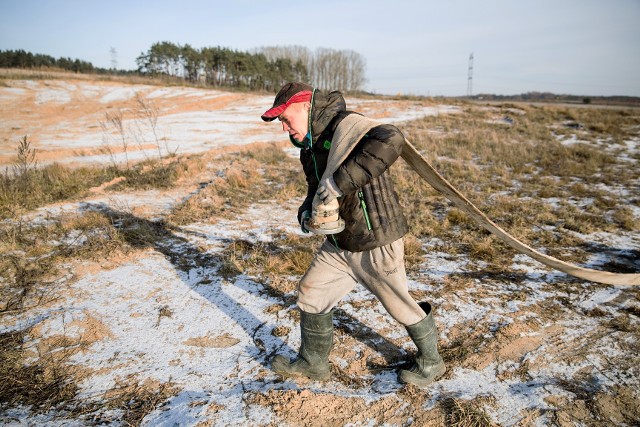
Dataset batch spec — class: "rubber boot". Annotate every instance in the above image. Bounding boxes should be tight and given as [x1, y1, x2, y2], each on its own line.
[271, 309, 333, 381]
[399, 302, 446, 387]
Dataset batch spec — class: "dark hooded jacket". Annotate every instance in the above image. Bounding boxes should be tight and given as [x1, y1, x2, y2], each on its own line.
[297, 90, 408, 251]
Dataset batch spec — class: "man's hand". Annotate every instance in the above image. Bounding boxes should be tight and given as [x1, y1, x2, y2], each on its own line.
[317, 176, 342, 204]
[300, 210, 311, 233]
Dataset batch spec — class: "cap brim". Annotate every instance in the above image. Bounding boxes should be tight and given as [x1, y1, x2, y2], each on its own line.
[261, 104, 287, 122]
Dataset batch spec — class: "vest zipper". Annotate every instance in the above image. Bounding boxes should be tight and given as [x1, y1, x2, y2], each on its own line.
[358, 190, 372, 231]
[311, 149, 321, 182]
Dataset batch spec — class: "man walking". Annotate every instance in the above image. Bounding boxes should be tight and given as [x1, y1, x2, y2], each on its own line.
[261, 82, 445, 387]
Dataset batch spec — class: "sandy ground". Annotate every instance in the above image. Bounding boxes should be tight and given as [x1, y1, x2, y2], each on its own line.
[0, 78, 454, 168]
[1, 78, 639, 426]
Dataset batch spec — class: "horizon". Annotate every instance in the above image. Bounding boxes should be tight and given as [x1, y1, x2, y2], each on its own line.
[3, 48, 640, 100]
[1, 0, 639, 98]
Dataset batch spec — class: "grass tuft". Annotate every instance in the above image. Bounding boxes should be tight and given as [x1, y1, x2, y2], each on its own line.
[0, 329, 78, 412]
[442, 397, 497, 427]
[168, 145, 304, 225]
[0, 137, 188, 219]
[220, 234, 321, 280]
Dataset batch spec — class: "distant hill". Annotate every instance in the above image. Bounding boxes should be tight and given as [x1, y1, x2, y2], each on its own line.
[467, 91, 640, 107]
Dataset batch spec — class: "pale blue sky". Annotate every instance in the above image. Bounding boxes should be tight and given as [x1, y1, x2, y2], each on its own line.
[1, 0, 639, 96]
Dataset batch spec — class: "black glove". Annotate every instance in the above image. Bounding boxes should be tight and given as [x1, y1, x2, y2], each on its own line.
[300, 210, 311, 233]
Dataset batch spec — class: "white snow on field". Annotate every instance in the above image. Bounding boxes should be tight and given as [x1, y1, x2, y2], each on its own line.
[0, 80, 460, 168]
[35, 87, 72, 104]
[426, 364, 569, 425]
[146, 87, 222, 99]
[621, 137, 640, 162]
[385, 104, 461, 123]
[29, 80, 77, 104]
[349, 99, 460, 123]
[79, 84, 104, 98]
[5, 188, 638, 426]
[1, 79, 639, 426]
[557, 133, 640, 166]
[35, 133, 104, 149]
[578, 287, 622, 310]
[99, 86, 143, 103]
[0, 87, 27, 100]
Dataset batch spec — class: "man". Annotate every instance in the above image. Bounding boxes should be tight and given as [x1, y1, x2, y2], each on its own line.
[261, 82, 445, 387]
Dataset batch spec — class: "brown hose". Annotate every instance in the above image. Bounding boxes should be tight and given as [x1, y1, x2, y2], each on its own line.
[400, 139, 640, 286]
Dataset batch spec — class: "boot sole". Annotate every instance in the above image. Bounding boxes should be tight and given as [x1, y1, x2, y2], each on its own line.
[398, 363, 446, 388]
[273, 369, 331, 381]
[272, 357, 331, 381]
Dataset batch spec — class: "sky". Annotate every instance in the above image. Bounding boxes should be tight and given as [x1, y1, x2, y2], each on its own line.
[1, 0, 639, 97]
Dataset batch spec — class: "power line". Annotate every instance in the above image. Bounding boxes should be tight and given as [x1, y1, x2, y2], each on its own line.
[467, 52, 474, 97]
[110, 46, 118, 70]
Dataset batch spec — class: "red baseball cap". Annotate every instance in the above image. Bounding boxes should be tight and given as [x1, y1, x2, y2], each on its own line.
[261, 82, 314, 122]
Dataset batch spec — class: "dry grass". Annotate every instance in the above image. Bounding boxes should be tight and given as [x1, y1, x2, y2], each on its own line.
[2, 324, 178, 422]
[1, 94, 638, 423]
[0, 329, 78, 412]
[397, 103, 640, 274]
[0, 210, 128, 314]
[0, 209, 176, 422]
[168, 143, 304, 225]
[0, 67, 255, 92]
[441, 396, 497, 427]
[0, 138, 107, 218]
[403, 233, 426, 273]
[95, 377, 177, 426]
[219, 233, 322, 281]
[0, 136, 191, 219]
[438, 318, 492, 366]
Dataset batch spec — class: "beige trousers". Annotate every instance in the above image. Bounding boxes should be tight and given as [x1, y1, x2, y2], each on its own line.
[297, 238, 425, 326]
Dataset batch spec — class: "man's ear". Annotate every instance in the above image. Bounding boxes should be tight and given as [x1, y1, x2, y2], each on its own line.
[303, 102, 311, 112]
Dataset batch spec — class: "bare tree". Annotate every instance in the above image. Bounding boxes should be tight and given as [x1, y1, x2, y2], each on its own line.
[255, 45, 367, 92]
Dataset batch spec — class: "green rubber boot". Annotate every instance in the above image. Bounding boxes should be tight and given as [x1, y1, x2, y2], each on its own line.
[399, 302, 446, 387]
[271, 309, 333, 381]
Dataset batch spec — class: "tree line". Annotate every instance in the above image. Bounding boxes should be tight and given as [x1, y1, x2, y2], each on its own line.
[135, 42, 307, 91]
[136, 42, 367, 92]
[0, 49, 98, 73]
[1, 43, 368, 92]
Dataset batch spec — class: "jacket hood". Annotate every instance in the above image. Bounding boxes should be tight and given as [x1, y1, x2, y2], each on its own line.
[310, 90, 346, 143]
[287, 89, 346, 149]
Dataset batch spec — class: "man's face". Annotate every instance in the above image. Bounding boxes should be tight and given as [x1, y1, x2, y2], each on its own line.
[278, 102, 310, 143]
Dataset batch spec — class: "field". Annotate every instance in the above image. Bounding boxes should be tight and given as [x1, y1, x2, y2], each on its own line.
[1, 72, 639, 426]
